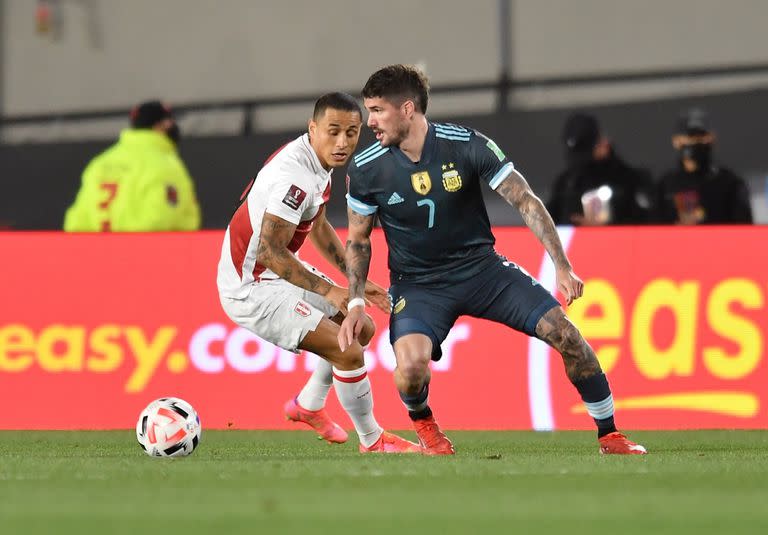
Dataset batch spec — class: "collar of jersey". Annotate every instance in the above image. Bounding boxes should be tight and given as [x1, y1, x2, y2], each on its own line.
[391, 122, 437, 168]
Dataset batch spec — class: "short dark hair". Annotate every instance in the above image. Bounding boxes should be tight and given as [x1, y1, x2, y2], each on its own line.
[562, 112, 600, 153]
[130, 100, 173, 128]
[313, 92, 362, 121]
[362, 64, 430, 114]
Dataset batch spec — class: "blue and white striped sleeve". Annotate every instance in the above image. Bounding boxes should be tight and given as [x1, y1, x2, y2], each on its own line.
[346, 193, 378, 215]
[488, 162, 516, 190]
[345, 166, 378, 215]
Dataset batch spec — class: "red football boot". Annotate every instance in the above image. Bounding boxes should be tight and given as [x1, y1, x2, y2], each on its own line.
[599, 432, 647, 455]
[359, 431, 423, 453]
[413, 415, 455, 455]
[284, 398, 348, 444]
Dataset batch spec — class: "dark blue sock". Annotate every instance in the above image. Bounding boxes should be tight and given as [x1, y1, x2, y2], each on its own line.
[399, 383, 431, 421]
[572, 373, 617, 438]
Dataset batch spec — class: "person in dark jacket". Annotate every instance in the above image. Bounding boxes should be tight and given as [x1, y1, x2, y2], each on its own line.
[547, 113, 655, 226]
[657, 108, 752, 225]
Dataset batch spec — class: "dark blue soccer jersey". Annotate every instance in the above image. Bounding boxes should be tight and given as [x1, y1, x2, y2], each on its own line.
[347, 122, 516, 285]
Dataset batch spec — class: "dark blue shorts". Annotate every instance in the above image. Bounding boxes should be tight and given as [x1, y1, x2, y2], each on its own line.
[388, 254, 559, 360]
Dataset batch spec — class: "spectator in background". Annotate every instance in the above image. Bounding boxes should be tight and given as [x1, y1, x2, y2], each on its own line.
[63, 100, 201, 231]
[657, 108, 752, 225]
[546, 113, 655, 226]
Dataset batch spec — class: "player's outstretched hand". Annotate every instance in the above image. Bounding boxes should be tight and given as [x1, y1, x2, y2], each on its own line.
[338, 307, 366, 352]
[365, 280, 392, 314]
[556, 266, 584, 306]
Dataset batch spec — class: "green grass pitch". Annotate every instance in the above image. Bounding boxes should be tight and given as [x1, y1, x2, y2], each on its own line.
[1, 430, 767, 534]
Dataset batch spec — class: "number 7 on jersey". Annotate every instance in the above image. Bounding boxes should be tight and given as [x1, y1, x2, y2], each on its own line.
[416, 199, 435, 229]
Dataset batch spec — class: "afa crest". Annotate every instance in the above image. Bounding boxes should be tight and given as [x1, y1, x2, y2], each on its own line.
[442, 170, 462, 192]
[410, 172, 432, 195]
[441, 162, 462, 192]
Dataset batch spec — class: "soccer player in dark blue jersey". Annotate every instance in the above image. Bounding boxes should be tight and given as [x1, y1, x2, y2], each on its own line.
[338, 64, 646, 455]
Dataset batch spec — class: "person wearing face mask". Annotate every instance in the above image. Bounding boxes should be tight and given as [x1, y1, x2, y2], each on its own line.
[657, 108, 752, 225]
[546, 113, 655, 226]
[64, 100, 201, 231]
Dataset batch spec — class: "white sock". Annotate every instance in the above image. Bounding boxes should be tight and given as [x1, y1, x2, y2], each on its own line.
[332, 366, 383, 448]
[296, 358, 333, 411]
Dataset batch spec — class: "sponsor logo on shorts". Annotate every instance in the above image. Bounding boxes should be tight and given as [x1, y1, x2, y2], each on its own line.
[294, 301, 311, 317]
[393, 297, 406, 314]
[282, 185, 307, 210]
[503, 260, 540, 286]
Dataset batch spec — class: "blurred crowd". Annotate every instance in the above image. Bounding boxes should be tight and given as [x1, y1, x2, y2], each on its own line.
[547, 108, 752, 226]
[63, 101, 753, 232]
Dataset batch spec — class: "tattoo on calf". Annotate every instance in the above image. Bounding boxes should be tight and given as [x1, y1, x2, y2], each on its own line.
[535, 308, 602, 381]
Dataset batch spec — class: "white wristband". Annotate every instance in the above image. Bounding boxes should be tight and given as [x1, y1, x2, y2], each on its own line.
[348, 297, 366, 310]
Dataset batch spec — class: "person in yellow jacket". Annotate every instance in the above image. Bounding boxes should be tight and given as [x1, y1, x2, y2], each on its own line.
[64, 100, 201, 231]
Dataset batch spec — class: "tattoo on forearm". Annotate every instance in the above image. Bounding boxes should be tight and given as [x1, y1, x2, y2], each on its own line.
[497, 175, 571, 269]
[257, 215, 331, 295]
[346, 239, 371, 298]
[535, 308, 602, 381]
[345, 210, 376, 298]
[326, 242, 347, 273]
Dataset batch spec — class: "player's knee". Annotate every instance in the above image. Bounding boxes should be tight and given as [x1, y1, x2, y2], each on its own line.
[539, 308, 584, 352]
[358, 314, 376, 347]
[559, 319, 584, 349]
[333, 344, 365, 371]
[549, 315, 588, 358]
[395, 355, 430, 386]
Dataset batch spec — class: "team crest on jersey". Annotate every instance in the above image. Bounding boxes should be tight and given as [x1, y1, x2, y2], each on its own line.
[441, 163, 462, 192]
[410, 172, 432, 195]
[393, 297, 406, 314]
[294, 301, 311, 317]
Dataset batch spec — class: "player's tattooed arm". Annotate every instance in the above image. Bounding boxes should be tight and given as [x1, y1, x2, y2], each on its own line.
[344, 208, 376, 299]
[495, 169, 571, 270]
[256, 212, 333, 295]
[309, 206, 347, 275]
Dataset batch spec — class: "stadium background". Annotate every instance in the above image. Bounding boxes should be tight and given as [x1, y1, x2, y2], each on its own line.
[1, 0, 767, 431]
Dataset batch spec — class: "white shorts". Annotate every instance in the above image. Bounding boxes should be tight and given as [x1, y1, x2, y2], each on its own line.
[219, 262, 339, 352]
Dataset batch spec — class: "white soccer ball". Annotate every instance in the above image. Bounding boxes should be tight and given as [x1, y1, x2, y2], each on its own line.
[136, 397, 201, 457]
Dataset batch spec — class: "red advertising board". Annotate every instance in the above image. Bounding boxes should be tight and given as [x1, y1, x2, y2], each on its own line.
[0, 227, 766, 430]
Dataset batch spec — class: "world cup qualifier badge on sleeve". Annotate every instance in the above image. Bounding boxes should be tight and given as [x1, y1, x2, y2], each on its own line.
[282, 185, 307, 210]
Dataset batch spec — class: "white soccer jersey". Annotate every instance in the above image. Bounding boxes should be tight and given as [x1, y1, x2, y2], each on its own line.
[217, 134, 332, 299]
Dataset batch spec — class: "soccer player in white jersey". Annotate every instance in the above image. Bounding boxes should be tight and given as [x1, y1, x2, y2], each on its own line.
[217, 92, 420, 453]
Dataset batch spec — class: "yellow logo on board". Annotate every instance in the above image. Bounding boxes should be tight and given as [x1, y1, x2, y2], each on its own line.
[410, 172, 431, 195]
